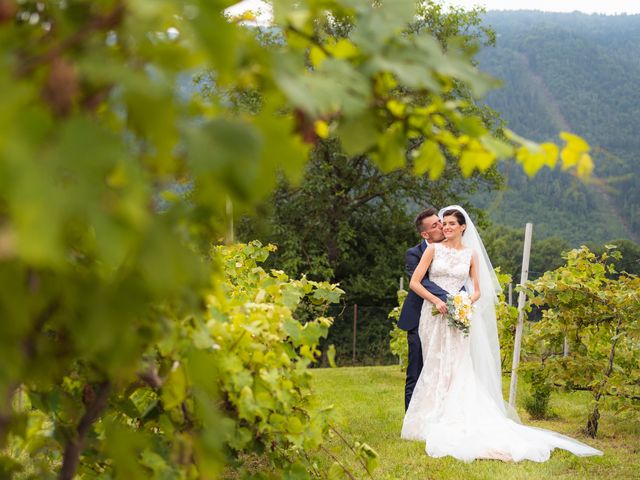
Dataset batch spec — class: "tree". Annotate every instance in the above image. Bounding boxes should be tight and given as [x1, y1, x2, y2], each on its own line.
[238, 2, 504, 363]
[482, 224, 570, 280]
[524, 246, 640, 437]
[476, 11, 640, 244]
[589, 238, 640, 276]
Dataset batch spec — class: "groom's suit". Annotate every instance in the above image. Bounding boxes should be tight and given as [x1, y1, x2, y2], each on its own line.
[398, 240, 449, 411]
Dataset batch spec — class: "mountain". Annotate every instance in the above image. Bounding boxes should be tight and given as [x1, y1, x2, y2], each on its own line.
[475, 11, 640, 245]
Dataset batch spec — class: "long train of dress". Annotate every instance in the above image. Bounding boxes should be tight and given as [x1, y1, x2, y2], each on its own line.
[400, 243, 602, 462]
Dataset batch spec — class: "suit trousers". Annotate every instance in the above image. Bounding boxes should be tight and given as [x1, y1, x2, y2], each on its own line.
[404, 325, 423, 411]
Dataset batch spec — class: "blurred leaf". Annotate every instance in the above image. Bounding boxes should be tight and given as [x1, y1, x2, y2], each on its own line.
[412, 140, 445, 179]
[337, 112, 378, 156]
[161, 364, 188, 411]
[327, 345, 337, 368]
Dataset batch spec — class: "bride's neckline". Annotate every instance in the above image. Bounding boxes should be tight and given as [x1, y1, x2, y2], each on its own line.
[437, 241, 466, 252]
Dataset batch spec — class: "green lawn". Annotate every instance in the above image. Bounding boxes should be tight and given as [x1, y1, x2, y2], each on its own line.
[311, 365, 640, 480]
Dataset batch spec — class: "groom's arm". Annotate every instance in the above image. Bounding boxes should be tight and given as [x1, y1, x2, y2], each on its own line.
[405, 247, 448, 302]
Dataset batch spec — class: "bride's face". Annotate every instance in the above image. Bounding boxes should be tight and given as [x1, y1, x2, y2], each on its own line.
[442, 215, 465, 240]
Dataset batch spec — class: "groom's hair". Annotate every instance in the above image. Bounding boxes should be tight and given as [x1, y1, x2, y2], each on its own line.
[415, 207, 438, 232]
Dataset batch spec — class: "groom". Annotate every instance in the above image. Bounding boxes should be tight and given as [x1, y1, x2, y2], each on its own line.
[397, 208, 450, 411]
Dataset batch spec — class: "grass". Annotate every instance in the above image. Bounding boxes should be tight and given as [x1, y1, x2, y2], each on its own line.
[310, 365, 640, 480]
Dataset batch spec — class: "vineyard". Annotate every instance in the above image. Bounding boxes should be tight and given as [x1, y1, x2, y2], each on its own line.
[0, 0, 637, 478]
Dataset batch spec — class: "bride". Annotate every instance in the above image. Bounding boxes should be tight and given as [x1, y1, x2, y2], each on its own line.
[400, 205, 602, 462]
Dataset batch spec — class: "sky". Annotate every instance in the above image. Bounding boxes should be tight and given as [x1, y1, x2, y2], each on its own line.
[450, 0, 640, 14]
[227, 0, 640, 19]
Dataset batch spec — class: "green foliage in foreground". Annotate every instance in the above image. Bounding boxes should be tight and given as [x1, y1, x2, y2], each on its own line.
[4, 242, 382, 479]
[524, 246, 640, 437]
[387, 289, 409, 369]
[312, 365, 639, 479]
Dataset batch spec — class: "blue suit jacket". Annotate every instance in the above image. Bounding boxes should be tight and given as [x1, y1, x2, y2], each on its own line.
[397, 240, 450, 331]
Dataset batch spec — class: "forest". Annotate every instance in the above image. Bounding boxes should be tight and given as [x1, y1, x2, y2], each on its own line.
[476, 11, 640, 245]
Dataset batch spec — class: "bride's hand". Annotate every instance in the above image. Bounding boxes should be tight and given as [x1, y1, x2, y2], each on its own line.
[470, 292, 480, 303]
[434, 299, 448, 314]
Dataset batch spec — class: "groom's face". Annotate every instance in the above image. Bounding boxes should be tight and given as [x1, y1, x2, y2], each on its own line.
[420, 215, 444, 243]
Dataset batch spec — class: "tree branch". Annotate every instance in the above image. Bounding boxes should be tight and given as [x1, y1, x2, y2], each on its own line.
[23, 297, 61, 359]
[319, 445, 357, 480]
[59, 381, 111, 480]
[329, 425, 375, 479]
[352, 190, 385, 207]
[537, 281, 615, 311]
[18, 1, 125, 76]
[286, 25, 333, 58]
[593, 316, 623, 404]
[552, 382, 640, 401]
[0, 382, 18, 443]
[0, 297, 62, 440]
[138, 364, 164, 390]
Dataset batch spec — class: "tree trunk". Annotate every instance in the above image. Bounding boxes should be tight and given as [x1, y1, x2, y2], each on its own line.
[585, 316, 622, 438]
[60, 381, 110, 480]
[585, 404, 600, 438]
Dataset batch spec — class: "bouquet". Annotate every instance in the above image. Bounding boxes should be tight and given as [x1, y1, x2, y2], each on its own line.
[432, 291, 474, 336]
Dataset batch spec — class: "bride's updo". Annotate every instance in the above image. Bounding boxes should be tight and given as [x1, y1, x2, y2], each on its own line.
[441, 209, 466, 235]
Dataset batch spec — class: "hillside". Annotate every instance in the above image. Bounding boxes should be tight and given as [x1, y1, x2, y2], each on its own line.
[475, 11, 640, 245]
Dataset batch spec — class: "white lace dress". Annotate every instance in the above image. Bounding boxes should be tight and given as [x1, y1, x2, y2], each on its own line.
[400, 243, 602, 462]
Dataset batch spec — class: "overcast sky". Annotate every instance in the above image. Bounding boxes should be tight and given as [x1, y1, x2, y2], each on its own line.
[450, 0, 640, 14]
[227, 0, 640, 19]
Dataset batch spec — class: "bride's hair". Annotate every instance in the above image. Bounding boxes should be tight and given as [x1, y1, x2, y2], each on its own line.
[441, 209, 466, 234]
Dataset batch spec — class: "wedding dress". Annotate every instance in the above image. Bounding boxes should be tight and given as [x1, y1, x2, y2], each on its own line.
[400, 212, 602, 462]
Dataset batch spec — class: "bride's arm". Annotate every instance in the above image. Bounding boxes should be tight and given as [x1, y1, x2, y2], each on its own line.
[469, 252, 481, 303]
[410, 245, 448, 314]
